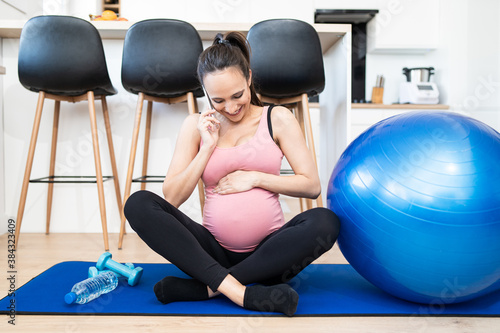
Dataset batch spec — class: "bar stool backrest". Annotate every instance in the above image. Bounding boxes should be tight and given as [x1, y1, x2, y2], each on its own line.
[18, 15, 116, 96]
[121, 19, 204, 98]
[247, 19, 325, 99]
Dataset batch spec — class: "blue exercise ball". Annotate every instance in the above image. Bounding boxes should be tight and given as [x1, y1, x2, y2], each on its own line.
[327, 111, 500, 304]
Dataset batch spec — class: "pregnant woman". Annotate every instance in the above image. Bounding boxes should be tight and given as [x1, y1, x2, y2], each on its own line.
[124, 31, 340, 316]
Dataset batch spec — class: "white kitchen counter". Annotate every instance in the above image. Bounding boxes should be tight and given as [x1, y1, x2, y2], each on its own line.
[1, 20, 348, 54]
[352, 103, 449, 110]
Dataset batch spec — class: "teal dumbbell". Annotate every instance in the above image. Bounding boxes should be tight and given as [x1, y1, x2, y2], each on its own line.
[88, 263, 135, 279]
[96, 252, 143, 286]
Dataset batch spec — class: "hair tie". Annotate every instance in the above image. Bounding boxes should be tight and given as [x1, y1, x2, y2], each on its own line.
[218, 39, 230, 46]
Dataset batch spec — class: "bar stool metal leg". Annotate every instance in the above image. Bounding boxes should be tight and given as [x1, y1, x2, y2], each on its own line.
[293, 100, 313, 210]
[299, 93, 322, 208]
[15, 91, 46, 248]
[46, 100, 60, 234]
[87, 91, 109, 251]
[101, 96, 125, 233]
[119, 92, 145, 249]
[141, 100, 153, 191]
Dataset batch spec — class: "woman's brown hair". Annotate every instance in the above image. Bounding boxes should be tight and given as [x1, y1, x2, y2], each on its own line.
[197, 31, 263, 107]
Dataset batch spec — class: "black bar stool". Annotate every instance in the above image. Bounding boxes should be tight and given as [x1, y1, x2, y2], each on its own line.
[247, 19, 325, 210]
[119, 19, 204, 249]
[16, 15, 123, 251]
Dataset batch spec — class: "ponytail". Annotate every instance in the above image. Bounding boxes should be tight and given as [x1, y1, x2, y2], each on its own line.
[197, 31, 263, 107]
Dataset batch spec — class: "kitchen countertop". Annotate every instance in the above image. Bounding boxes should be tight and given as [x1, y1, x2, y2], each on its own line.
[352, 103, 449, 109]
[0, 20, 350, 54]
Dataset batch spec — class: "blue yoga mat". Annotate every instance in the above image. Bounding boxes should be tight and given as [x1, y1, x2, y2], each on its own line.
[1, 262, 499, 317]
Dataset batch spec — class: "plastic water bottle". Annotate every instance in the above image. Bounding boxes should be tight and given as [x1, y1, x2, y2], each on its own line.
[64, 271, 118, 305]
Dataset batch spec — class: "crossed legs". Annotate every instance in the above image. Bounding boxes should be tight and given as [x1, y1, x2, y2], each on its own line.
[124, 190, 339, 315]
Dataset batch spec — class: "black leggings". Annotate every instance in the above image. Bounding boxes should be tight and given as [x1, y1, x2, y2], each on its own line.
[124, 190, 340, 292]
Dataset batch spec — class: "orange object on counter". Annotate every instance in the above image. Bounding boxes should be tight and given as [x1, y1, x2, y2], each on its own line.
[89, 12, 127, 22]
[101, 10, 117, 21]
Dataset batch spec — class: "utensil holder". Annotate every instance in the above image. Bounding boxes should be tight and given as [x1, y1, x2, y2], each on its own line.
[371, 87, 384, 104]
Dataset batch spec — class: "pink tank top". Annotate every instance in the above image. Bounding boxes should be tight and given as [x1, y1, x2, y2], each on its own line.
[202, 106, 285, 252]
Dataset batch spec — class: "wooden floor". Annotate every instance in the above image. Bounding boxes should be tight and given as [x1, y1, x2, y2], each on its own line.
[1, 232, 498, 332]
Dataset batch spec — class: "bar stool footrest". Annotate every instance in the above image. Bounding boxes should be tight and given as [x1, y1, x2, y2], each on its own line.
[280, 169, 295, 175]
[132, 175, 164, 183]
[29, 175, 114, 183]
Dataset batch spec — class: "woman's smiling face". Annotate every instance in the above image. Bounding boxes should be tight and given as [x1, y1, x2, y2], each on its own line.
[203, 66, 252, 122]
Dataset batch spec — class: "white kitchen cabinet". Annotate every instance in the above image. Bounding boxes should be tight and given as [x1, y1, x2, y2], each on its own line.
[367, 0, 439, 54]
[351, 104, 450, 141]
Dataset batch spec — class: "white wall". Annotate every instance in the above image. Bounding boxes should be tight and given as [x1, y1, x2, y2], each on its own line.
[2, 0, 500, 234]
[0, 0, 43, 20]
[461, 0, 500, 128]
[121, 0, 315, 24]
[0, 0, 102, 20]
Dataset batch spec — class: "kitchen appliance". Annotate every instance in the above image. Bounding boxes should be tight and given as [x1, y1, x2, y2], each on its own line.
[399, 67, 439, 104]
[315, 9, 379, 103]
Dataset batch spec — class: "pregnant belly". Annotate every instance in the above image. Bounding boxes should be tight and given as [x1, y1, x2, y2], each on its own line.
[202, 188, 284, 252]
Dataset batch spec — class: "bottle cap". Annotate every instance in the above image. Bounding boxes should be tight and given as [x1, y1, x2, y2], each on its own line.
[64, 292, 77, 304]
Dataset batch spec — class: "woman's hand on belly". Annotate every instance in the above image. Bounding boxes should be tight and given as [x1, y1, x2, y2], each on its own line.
[213, 170, 258, 195]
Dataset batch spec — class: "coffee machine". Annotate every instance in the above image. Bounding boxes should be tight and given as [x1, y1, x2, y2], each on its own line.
[399, 67, 439, 104]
